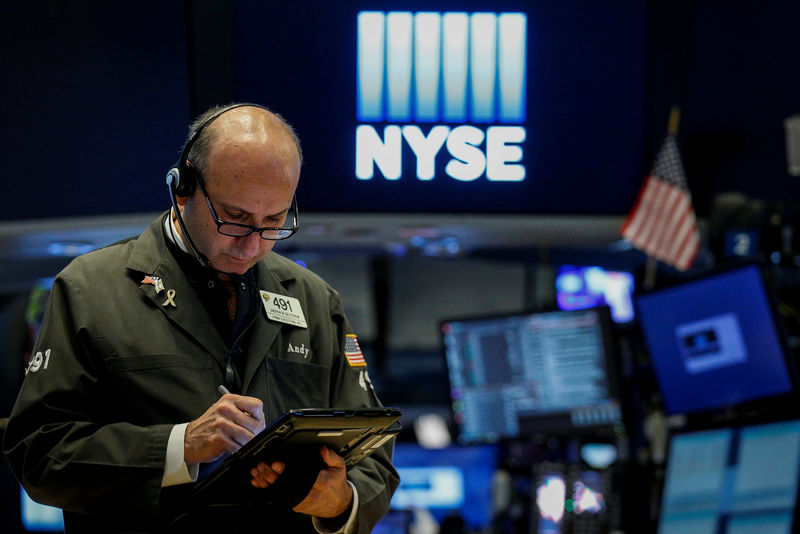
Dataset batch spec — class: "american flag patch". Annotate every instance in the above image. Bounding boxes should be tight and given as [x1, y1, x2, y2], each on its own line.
[344, 334, 366, 367]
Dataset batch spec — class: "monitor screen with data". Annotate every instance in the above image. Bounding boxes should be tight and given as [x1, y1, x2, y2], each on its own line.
[658, 419, 800, 534]
[442, 307, 621, 443]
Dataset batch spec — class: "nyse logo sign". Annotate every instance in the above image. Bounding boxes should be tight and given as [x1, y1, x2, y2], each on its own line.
[356, 11, 527, 182]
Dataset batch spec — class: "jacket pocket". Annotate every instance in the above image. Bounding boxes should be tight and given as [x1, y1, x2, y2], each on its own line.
[265, 358, 329, 412]
[104, 353, 213, 372]
[101, 353, 216, 424]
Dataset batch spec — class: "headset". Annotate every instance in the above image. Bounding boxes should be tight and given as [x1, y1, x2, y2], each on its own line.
[166, 102, 268, 197]
[164, 103, 269, 267]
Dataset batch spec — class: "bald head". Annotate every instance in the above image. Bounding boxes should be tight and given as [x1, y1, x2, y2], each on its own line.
[185, 104, 302, 187]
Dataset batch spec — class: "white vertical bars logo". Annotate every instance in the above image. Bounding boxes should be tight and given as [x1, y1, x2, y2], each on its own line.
[357, 11, 527, 124]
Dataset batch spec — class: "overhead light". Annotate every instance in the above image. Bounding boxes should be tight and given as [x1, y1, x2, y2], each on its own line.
[408, 235, 463, 257]
[398, 226, 441, 239]
[580, 443, 617, 469]
[414, 413, 451, 449]
[46, 241, 96, 257]
[607, 239, 634, 251]
[303, 224, 329, 237]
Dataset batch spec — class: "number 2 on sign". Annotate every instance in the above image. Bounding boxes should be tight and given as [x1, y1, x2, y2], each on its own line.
[273, 297, 293, 312]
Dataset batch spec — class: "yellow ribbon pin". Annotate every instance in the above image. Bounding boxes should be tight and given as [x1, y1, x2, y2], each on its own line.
[162, 289, 177, 308]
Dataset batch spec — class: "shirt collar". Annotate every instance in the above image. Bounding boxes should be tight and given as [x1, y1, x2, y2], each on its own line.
[161, 210, 260, 288]
[163, 207, 189, 254]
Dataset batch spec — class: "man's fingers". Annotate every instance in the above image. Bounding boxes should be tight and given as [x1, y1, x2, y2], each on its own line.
[223, 394, 264, 419]
[250, 461, 284, 488]
[320, 446, 344, 468]
[218, 417, 257, 447]
[217, 394, 265, 434]
[292, 451, 353, 517]
[241, 400, 265, 424]
[186, 395, 265, 464]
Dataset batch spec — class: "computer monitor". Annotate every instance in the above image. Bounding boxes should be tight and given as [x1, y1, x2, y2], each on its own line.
[20, 487, 63, 532]
[371, 509, 412, 534]
[556, 265, 635, 323]
[658, 418, 800, 534]
[441, 307, 622, 443]
[635, 264, 794, 416]
[380, 443, 499, 531]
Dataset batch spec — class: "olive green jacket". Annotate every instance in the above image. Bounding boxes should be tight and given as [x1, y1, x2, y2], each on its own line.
[3, 213, 398, 533]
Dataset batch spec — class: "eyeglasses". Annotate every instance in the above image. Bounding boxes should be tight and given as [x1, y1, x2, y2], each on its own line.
[196, 170, 299, 240]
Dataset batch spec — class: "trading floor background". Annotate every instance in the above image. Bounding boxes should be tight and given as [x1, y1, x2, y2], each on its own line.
[2, 1, 800, 533]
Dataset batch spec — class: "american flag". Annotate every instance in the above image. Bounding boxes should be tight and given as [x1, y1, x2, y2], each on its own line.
[344, 334, 366, 367]
[620, 135, 700, 271]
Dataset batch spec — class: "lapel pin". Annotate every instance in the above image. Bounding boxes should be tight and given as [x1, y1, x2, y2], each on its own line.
[162, 289, 177, 308]
[142, 275, 165, 294]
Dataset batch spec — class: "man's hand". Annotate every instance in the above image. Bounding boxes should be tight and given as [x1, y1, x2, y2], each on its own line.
[184, 393, 266, 464]
[249, 446, 354, 519]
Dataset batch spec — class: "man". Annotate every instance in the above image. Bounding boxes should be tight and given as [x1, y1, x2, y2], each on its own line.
[3, 104, 399, 533]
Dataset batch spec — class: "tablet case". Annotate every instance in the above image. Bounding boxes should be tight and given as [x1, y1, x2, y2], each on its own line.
[191, 407, 402, 508]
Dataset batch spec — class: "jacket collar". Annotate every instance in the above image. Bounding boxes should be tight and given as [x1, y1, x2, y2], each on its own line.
[125, 212, 298, 377]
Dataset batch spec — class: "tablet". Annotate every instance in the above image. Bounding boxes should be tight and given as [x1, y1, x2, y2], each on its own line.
[191, 407, 402, 507]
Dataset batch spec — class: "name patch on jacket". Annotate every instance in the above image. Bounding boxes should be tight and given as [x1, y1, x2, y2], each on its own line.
[260, 290, 307, 328]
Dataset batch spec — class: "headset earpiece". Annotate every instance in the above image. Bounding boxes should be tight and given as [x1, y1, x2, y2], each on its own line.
[171, 166, 197, 197]
[166, 164, 199, 197]
[165, 167, 179, 191]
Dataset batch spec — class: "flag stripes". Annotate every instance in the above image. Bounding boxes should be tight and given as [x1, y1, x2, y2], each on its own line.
[620, 135, 700, 271]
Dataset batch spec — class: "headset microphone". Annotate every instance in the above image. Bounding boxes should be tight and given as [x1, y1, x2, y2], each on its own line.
[165, 169, 211, 267]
